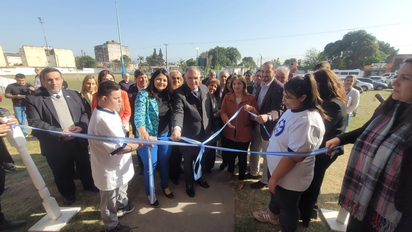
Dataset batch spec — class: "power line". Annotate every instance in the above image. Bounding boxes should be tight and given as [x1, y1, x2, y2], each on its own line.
[135, 21, 412, 50]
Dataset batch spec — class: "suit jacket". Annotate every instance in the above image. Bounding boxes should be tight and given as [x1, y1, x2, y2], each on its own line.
[135, 90, 159, 137]
[254, 79, 284, 140]
[172, 83, 212, 140]
[247, 82, 254, 94]
[26, 89, 89, 156]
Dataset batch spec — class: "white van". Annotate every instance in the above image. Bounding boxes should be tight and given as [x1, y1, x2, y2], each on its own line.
[332, 69, 364, 79]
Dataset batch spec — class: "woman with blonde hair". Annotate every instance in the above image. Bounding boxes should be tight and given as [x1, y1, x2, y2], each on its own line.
[170, 70, 183, 90]
[80, 75, 97, 118]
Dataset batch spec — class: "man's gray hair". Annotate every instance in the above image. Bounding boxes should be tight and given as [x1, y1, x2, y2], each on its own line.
[209, 70, 216, 75]
[185, 66, 200, 74]
[277, 66, 290, 76]
[220, 70, 229, 76]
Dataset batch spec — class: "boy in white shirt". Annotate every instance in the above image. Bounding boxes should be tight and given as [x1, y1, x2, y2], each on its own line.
[88, 81, 153, 232]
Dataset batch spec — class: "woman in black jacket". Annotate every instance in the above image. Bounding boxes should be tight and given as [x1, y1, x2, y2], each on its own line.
[299, 69, 348, 227]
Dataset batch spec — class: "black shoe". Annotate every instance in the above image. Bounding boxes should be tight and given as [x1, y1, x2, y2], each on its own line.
[219, 163, 227, 171]
[206, 168, 212, 173]
[170, 178, 179, 185]
[2, 162, 16, 172]
[250, 181, 267, 189]
[117, 202, 135, 218]
[301, 220, 310, 228]
[244, 173, 260, 180]
[163, 189, 174, 199]
[106, 222, 131, 232]
[63, 195, 76, 206]
[0, 220, 25, 230]
[186, 184, 195, 197]
[197, 178, 210, 188]
[149, 199, 160, 207]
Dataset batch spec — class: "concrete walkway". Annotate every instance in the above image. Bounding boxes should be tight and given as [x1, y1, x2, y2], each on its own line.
[121, 161, 235, 232]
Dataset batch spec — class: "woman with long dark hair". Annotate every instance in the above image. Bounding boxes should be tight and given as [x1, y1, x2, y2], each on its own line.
[135, 69, 174, 207]
[253, 74, 326, 232]
[326, 59, 412, 231]
[298, 69, 348, 227]
[91, 70, 131, 129]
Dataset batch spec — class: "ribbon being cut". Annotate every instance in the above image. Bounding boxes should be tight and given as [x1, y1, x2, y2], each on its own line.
[12, 106, 335, 204]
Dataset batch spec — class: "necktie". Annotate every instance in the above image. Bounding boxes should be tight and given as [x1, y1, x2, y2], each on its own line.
[192, 91, 198, 98]
[56, 95, 60, 99]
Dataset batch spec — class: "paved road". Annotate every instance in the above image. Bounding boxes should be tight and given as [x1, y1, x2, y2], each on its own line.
[121, 161, 235, 232]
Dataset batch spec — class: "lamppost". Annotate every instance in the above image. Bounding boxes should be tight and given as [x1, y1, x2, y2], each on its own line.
[259, 53, 262, 67]
[165, 44, 168, 70]
[196, 47, 199, 66]
[38, 17, 51, 67]
[81, 50, 84, 69]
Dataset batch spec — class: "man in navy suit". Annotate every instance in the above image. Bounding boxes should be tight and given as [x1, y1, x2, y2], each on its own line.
[26, 68, 95, 205]
[171, 66, 212, 197]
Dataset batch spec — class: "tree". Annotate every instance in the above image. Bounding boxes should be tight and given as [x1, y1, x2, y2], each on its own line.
[186, 58, 197, 66]
[283, 58, 297, 66]
[178, 59, 187, 70]
[240, 57, 256, 69]
[158, 49, 165, 66]
[323, 30, 398, 69]
[272, 58, 281, 66]
[75, 55, 97, 69]
[146, 55, 156, 66]
[302, 48, 324, 70]
[137, 56, 145, 64]
[226, 47, 241, 66]
[122, 55, 132, 66]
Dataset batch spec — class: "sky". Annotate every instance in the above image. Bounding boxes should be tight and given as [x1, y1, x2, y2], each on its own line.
[1, 0, 412, 65]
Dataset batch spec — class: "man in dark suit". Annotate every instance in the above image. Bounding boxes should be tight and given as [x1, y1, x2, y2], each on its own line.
[246, 62, 284, 189]
[171, 66, 212, 197]
[26, 68, 95, 205]
[201, 70, 216, 85]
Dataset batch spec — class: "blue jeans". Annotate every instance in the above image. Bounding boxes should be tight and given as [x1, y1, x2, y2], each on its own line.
[13, 106, 27, 134]
[138, 132, 172, 196]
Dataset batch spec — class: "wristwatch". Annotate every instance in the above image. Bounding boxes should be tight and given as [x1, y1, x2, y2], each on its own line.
[267, 114, 273, 121]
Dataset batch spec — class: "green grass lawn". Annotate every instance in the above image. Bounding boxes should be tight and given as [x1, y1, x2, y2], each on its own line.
[0, 75, 393, 231]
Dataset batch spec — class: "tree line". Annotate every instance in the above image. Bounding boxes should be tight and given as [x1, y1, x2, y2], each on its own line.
[76, 30, 398, 71]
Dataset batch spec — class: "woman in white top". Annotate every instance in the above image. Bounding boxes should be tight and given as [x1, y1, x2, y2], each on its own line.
[253, 74, 326, 232]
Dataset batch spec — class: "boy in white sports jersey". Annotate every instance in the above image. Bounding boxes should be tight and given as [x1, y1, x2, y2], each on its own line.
[88, 81, 154, 232]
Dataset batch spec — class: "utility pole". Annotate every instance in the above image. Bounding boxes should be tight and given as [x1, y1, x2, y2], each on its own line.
[164, 44, 168, 70]
[259, 54, 262, 67]
[115, 0, 125, 78]
[38, 17, 51, 67]
[81, 50, 84, 69]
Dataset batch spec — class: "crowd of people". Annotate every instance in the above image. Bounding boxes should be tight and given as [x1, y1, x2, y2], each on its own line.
[0, 59, 411, 232]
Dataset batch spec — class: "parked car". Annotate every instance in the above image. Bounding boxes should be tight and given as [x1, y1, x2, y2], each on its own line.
[368, 76, 385, 83]
[358, 78, 388, 90]
[356, 80, 374, 91]
[385, 74, 397, 88]
[381, 73, 394, 79]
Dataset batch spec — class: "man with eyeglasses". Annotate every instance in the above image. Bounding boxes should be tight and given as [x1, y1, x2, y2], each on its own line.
[246, 62, 285, 189]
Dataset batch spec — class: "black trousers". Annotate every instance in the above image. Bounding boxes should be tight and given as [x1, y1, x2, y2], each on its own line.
[169, 146, 182, 180]
[346, 215, 376, 232]
[269, 186, 303, 232]
[226, 140, 250, 180]
[299, 153, 338, 223]
[182, 146, 203, 185]
[44, 139, 94, 198]
[0, 167, 5, 224]
[204, 138, 219, 172]
[220, 136, 229, 166]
